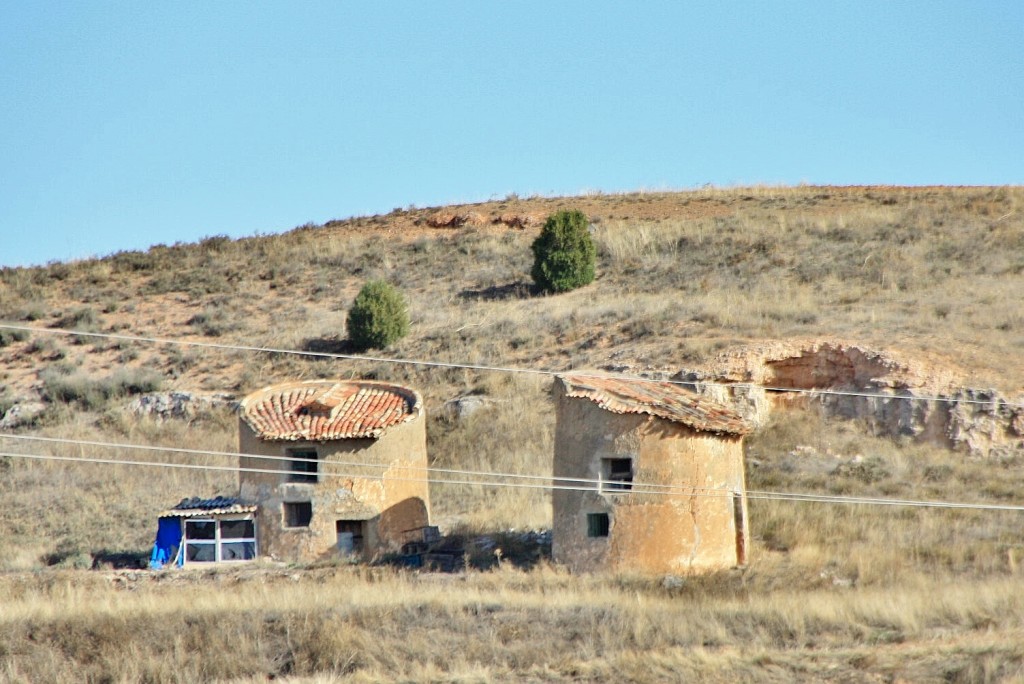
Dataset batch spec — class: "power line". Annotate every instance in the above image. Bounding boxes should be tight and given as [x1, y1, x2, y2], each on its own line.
[11, 433, 1022, 511]
[0, 433, 691, 494]
[0, 323, 1019, 409]
[0, 448, 732, 498]
[4, 446, 1024, 513]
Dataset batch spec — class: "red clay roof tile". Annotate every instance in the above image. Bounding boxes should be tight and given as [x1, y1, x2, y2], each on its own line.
[558, 373, 752, 436]
[240, 380, 422, 441]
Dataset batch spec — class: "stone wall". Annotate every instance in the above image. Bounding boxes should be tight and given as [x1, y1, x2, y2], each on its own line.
[552, 383, 748, 575]
[238, 416, 429, 563]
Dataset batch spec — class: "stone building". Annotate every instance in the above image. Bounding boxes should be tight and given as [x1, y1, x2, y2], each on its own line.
[238, 379, 429, 563]
[552, 373, 753, 574]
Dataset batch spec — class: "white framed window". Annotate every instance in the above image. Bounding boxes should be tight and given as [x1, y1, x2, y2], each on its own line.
[184, 517, 257, 563]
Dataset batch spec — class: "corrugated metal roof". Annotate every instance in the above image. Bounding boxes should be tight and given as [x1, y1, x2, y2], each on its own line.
[159, 496, 257, 518]
[239, 379, 422, 442]
[558, 373, 752, 436]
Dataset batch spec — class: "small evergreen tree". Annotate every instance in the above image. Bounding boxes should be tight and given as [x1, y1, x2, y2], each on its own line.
[530, 209, 596, 293]
[346, 280, 410, 351]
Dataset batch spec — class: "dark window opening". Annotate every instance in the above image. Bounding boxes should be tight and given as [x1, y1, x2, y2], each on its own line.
[336, 520, 366, 554]
[220, 519, 255, 539]
[284, 501, 313, 528]
[186, 542, 217, 562]
[220, 541, 256, 561]
[601, 458, 633, 491]
[185, 519, 216, 540]
[587, 512, 610, 538]
[288, 449, 318, 483]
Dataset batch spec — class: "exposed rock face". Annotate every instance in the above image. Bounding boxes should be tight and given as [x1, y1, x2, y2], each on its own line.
[126, 392, 236, 421]
[426, 212, 488, 228]
[442, 395, 493, 422]
[494, 213, 544, 229]
[677, 339, 1024, 459]
[0, 398, 46, 429]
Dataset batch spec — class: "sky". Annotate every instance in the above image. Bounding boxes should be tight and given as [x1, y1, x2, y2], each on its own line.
[2, 2, 1022, 267]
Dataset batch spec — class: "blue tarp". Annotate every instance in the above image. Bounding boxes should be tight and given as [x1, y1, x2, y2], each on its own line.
[149, 517, 183, 570]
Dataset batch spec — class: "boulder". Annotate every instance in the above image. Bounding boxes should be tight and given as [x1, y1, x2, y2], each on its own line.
[126, 391, 236, 421]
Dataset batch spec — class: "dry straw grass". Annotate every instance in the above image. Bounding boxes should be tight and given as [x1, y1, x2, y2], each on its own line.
[3, 565, 1024, 682]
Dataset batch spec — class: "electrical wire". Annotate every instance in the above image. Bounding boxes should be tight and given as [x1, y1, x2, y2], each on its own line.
[4, 447, 1024, 513]
[2, 327, 1022, 513]
[12, 433, 1019, 510]
[0, 433, 693, 494]
[1, 323, 1020, 409]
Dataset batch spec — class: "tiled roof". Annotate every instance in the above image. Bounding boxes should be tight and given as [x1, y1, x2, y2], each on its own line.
[557, 373, 752, 436]
[159, 496, 257, 518]
[239, 380, 422, 441]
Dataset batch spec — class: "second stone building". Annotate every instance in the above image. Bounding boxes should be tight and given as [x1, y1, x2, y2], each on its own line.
[552, 373, 753, 575]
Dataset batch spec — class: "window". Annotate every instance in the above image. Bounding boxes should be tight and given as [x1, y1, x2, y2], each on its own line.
[601, 458, 633, 491]
[220, 519, 257, 561]
[284, 501, 313, 528]
[336, 520, 366, 554]
[183, 517, 257, 564]
[287, 449, 318, 483]
[587, 512, 610, 538]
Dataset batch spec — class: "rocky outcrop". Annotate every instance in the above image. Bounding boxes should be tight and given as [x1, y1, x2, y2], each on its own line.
[426, 211, 488, 228]
[677, 339, 1024, 459]
[125, 392, 236, 421]
[0, 398, 46, 429]
[442, 395, 495, 422]
[494, 213, 544, 229]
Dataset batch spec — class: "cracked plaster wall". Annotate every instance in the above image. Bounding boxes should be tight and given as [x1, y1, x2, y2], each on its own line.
[552, 383, 747, 575]
[238, 416, 429, 563]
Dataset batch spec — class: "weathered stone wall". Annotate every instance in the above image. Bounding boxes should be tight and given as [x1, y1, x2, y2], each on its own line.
[552, 383, 748, 575]
[238, 415, 429, 563]
[678, 340, 1024, 459]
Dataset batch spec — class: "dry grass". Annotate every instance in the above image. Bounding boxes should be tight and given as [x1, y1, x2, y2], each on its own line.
[1, 185, 1024, 680]
[2, 564, 1024, 682]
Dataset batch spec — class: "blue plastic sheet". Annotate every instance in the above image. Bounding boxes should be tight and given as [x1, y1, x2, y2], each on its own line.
[149, 517, 183, 570]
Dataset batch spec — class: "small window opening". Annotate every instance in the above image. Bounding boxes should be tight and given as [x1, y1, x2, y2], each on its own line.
[283, 501, 313, 528]
[587, 512, 610, 538]
[336, 520, 366, 554]
[601, 458, 633, 491]
[287, 449, 318, 483]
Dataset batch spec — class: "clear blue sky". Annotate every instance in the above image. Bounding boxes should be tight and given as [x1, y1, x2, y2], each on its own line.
[2, 2, 1021, 267]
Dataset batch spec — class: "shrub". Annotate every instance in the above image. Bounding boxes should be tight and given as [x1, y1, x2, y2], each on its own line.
[530, 210, 596, 293]
[41, 368, 164, 411]
[0, 328, 28, 347]
[54, 306, 99, 331]
[346, 280, 410, 351]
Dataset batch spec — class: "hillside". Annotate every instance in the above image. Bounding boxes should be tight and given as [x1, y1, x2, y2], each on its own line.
[2, 185, 1022, 400]
[2, 184, 1024, 682]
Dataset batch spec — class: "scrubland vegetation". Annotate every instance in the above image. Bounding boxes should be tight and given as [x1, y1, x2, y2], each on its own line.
[1, 185, 1023, 681]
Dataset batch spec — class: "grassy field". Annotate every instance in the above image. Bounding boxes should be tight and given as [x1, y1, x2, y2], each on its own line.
[1, 185, 1023, 681]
